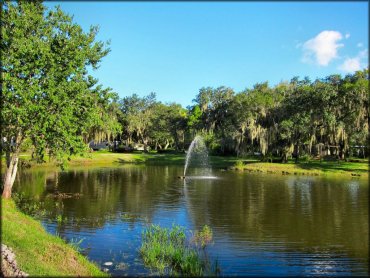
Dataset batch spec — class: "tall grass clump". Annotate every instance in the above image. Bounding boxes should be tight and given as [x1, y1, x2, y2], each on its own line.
[192, 225, 213, 249]
[234, 159, 244, 170]
[140, 224, 216, 276]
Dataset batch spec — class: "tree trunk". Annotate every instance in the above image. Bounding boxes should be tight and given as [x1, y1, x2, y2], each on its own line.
[294, 143, 299, 164]
[182, 132, 185, 150]
[338, 143, 345, 160]
[2, 152, 19, 199]
[282, 152, 288, 163]
[164, 139, 170, 150]
[173, 132, 179, 150]
[127, 133, 132, 146]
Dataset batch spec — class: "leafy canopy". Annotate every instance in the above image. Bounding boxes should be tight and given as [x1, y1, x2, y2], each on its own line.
[1, 1, 111, 166]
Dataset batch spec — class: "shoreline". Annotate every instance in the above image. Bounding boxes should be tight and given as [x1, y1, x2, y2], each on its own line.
[2, 151, 368, 178]
[229, 160, 368, 178]
[1, 199, 107, 277]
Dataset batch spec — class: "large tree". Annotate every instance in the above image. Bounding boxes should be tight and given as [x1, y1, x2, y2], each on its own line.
[119, 93, 156, 148]
[1, 1, 110, 198]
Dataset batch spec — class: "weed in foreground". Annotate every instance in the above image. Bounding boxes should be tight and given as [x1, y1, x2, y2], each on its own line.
[140, 224, 217, 276]
[192, 225, 213, 249]
[68, 237, 85, 253]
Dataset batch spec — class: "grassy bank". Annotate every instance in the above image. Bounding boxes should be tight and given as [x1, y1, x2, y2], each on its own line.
[1, 199, 107, 276]
[2, 151, 367, 178]
[6, 151, 238, 169]
[232, 159, 368, 178]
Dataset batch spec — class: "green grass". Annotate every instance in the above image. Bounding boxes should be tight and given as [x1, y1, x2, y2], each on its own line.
[1, 198, 107, 276]
[3, 151, 238, 169]
[2, 151, 367, 178]
[232, 159, 368, 177]
[140, 224, 214, 276]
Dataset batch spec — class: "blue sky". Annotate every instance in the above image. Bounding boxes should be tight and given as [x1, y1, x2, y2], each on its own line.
[45, 2, 368, 107]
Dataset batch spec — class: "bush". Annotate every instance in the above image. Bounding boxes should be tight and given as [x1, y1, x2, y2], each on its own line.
[201, 133, 221, 155]
[234, 160, 244, 169]
[300, 154, 311, 162]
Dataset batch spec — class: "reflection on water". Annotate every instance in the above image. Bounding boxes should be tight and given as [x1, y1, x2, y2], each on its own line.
[13, 166, 369, 276]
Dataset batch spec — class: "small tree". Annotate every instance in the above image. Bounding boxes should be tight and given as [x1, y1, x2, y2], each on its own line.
[1, 1, 110, 198]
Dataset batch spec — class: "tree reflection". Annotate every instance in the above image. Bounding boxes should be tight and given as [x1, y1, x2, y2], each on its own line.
[184, 173, 368, 265]
[14, 167, 368, 272]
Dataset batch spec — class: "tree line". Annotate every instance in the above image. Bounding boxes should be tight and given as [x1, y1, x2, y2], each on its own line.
[1, 1, 368, 198]
[94, 70, 368, 164]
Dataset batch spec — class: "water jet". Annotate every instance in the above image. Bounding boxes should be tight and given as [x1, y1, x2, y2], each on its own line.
[183, 135, 214, 179]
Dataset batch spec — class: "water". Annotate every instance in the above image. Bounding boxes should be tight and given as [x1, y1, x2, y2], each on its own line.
[12, 166, 369, 276]
[183, 135, 213, 177]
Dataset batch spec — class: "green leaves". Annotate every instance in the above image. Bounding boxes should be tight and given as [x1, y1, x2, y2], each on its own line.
[2, 1, 111, 166]
[185, 69, 368, 159]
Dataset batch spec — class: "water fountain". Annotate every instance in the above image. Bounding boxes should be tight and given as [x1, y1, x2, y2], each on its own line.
[179, 135, 215, 179]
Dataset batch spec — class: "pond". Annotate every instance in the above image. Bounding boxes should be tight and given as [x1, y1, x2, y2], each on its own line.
[13, 165, 369, 276]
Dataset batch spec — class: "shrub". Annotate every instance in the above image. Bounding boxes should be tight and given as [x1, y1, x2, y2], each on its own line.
[234, 160, 244, 169]
[300, 154, 311, 162]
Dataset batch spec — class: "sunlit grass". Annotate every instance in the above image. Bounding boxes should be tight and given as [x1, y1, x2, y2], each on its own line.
[2, 151, 367, 178]
[233, 159, 368, 177]
[1, 199, 106, 276]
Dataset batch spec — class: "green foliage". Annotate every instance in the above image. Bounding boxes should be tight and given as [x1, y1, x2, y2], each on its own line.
[234, 160, 244, 168]
[56, 214, 63, 224]
[1, 0, 121, 197]
[192, 225, 213, 249]
[85, 87, 123, 144]
[12, 192, 47, 218]
[118, 93, 188, 151]
[2, 0, 368, 198]
[19, 138, 33, 153]
[186, 70, 368, 160]
[140, 224, 216, 276]
[300, 154, 311, 162]
[188, 105, 202, 130]
[1, 0, 112, 173]
[202, 132, 221, 154]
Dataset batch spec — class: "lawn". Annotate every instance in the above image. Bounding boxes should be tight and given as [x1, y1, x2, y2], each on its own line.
[233, 159, 368, 177]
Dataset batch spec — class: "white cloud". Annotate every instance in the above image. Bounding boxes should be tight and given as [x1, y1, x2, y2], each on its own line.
[338, 58, 361, 72]
[345, 33, 350, 39]
[301, 30, 344, 66]
[338, 49, 368, 73]
[357, 42, 363, 48]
